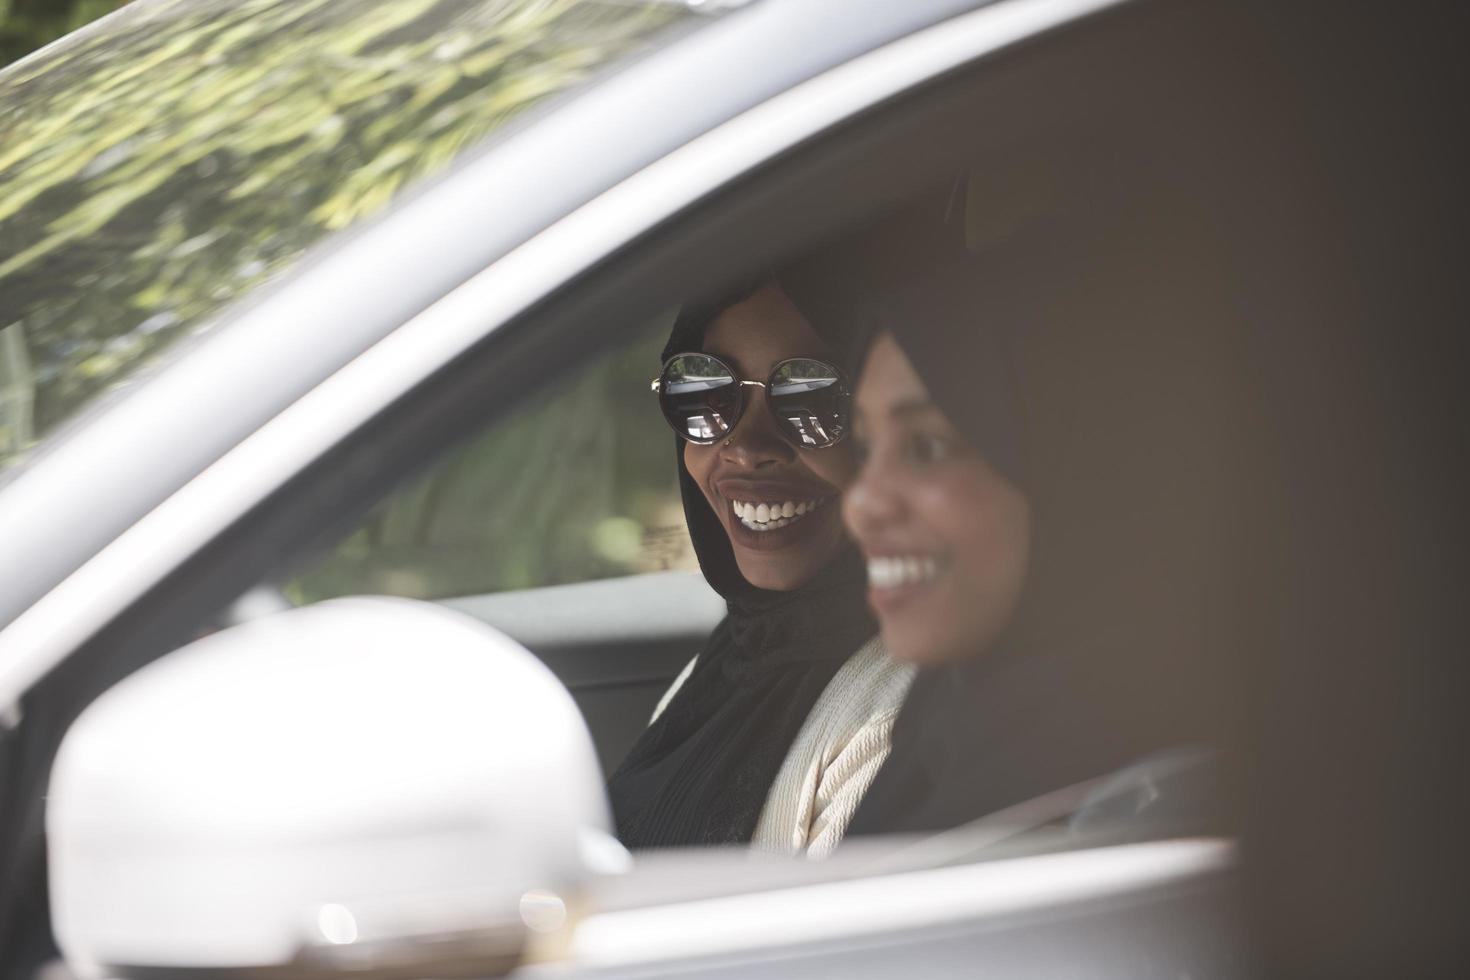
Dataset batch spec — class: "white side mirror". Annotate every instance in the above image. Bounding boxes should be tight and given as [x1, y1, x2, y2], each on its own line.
[47, 597, 620, 979]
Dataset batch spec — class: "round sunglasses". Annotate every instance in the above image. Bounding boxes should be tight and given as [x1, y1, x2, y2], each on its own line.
[650, 352, 852, 449]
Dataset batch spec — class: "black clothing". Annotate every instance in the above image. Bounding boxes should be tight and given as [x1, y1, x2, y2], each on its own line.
[606, 263, 877, 849]
[848, 646, 1148, 835]
[605, 556, 873, 847]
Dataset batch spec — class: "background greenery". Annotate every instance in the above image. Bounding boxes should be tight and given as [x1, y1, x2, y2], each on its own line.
[1, 0, 697, 596]
[0, 0, 683, 466]
[287, 315, 694, 603]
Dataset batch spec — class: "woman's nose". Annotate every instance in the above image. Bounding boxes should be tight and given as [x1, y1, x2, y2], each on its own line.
[842, 457, 905, 540]
[719, 390, 794, 468]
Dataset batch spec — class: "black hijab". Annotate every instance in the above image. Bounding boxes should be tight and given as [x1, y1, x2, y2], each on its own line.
[846, 223, 1223, 837]
[605, 260, 880, 849]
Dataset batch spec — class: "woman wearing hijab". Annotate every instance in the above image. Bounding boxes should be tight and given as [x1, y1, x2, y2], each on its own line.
[605, 244, 922, 856]
[840, 236, 1226, 837]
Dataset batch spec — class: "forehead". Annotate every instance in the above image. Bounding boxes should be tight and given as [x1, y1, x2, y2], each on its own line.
[701, 284, 830, 376]
[856, 332, 930, 417]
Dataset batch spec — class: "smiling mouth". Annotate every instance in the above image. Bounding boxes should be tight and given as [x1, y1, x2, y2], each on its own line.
[867, 554, 944, 590]
[730, 496, 828, 532]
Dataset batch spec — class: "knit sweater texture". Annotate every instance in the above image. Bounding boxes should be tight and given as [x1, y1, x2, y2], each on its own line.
[652, 635, 914, 857]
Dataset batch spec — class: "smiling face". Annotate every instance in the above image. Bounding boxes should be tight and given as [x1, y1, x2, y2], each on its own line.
[682, 284, 856, 591]
[843, 332, 1031, 664]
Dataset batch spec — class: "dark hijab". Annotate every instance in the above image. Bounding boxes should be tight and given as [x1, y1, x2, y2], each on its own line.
[604, 260, 880, 849]
[847, 225, 1224, 837]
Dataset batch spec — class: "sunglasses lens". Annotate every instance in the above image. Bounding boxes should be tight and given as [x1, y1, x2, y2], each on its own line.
[768, 358, 850, 448]
[660, 354, 741, 443]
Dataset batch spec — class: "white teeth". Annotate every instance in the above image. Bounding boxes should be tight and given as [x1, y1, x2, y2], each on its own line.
[867, 555, 942, 590]
[732, 497, 826, 530]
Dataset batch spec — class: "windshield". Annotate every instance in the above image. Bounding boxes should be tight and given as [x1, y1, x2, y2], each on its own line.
[0, 0, 696, 472]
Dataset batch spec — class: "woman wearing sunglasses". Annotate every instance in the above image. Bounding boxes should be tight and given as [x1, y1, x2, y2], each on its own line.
[606, 250, 920, 856]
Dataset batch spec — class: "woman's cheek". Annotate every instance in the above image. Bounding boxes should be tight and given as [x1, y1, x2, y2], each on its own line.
[683, 442, 729, 524]
[915, 467, 1031, 657]
[913, 473, 971, 538]
[682, 440, 715, 487]
[804, 443, 858, 491]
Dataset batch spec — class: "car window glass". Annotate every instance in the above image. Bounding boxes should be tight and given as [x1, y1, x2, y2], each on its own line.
[0, 0, 701, 473]
[286, 315, 696, 603]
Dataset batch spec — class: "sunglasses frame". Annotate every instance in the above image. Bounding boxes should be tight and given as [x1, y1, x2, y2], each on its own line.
[650, 351, 852, 449]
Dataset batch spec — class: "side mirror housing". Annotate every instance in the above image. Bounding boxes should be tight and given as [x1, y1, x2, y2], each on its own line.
[47, 598, 619, 978]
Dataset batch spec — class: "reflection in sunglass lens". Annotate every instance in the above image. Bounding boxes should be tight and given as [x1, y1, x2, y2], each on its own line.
[660, 354, 741, 443]
[769, 358, 850, 448]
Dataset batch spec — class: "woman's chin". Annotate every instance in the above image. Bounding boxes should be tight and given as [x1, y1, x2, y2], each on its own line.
[881, 628, 966, 666]
[733, 552, 821, 591]
[870, 577, 963, 661]
[730, 517, 843, 591]
[877, 605, 1006, 666]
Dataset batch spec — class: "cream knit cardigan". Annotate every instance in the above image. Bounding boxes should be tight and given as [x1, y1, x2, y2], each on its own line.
[649, 635, 914, 858]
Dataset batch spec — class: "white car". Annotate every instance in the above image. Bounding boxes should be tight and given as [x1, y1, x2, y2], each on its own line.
[0, 0, 1463, 978]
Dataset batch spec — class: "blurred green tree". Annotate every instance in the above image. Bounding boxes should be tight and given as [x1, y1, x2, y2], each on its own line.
[1, 0, 697, 597]
[287, 316, 695, 603]
[0, 0, 682, 471]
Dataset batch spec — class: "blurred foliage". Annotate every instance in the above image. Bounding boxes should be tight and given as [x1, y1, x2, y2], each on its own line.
[286, 315, 696, 603]
[0, 0, 685, 469]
